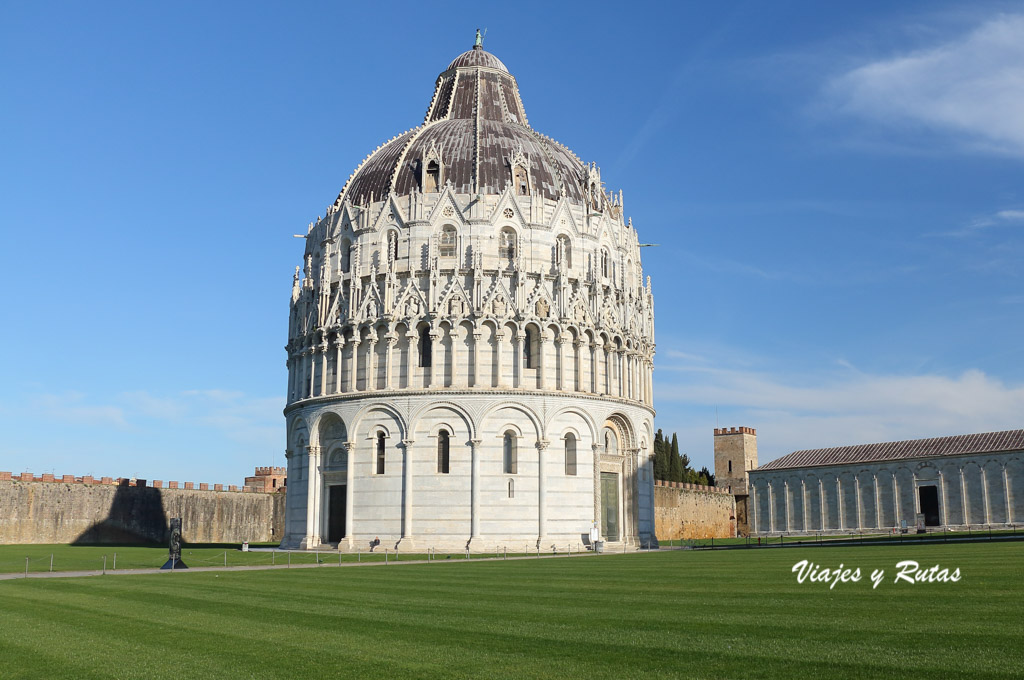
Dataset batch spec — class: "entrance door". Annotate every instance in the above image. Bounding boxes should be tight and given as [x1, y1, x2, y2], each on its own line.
[328, 485, 347, 542]
[601, 472, 619, 541]
[918, 486, 940, 526]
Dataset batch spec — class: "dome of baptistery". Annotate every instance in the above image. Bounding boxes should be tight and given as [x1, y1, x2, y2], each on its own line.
[282, 34, 657, 554]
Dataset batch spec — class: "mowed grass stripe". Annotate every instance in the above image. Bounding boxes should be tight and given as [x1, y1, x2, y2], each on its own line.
[1, 544, 1021, 679]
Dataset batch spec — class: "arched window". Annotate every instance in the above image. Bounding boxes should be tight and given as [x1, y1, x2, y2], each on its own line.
[376, 432, 386, 475]
[419, 326, 432, 368]
[601, 249, 610, 278]
[514, 164, 529, 196]
[565, 433, 577, 476]
[503, 430, 517, 474]
[437, 429, 450, 474]
[439, 225, 456, 258]
[499, 228, 516, 264]
[425, 160, 440, 193]
[728, 460, 732, 474]
[523, 327, 533, 369]
[340, 241, 352, 273]
[556, 235, 572, 269]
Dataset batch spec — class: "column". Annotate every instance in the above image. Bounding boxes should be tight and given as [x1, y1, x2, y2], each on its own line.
[818, 478, 825, 531]
[348, 340, 360, 393]
[573, 340, 583, 392]
[855, 475, 862, 529]
[592, 443, 602, 533]
[873, 475, 881, 528]
[836, 478, 843, 530]
[801, 480, 808, 531]
[960, 468, 968, 525]
[892, 474, 900, 529]
[427, 329, 440, 388]
[470, 439, 482, 540]
[305, 348, 315, 398]
[537, 331, 547, 390]
[304, 445, 321, 548]
[334, 337, 344, 394]
[537, 439, 549, 543]
[750, 485, 758, 533]
[982, 468, 990, 525]
[496, 330, 507, 387]
[365, 332, 378, 391]
[384, 335, 397, 389]
[286, 356, 295, 402]
[402, 439, 414, 541]
[471, 330, 482, 388]
[449, 326, 460, 387]
[783, 481, 790, 532]
[514, 331, 525, 388]
[556, 336, 567, 391]
[319, 341, 328, 396]
[939, 471, 948, 526]
[1004, 465, 1013, 524]
[767, 482, 774, 533]
[589, 342, 598, 393]
[407, 329, 418, 389]
[344, 441, 355, 547]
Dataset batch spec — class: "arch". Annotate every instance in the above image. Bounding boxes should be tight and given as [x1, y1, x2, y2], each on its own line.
[311, 411, 347, 448]
[513, 164, 530, 196]
[479, 401, 542, 440]
[499, 226, 517, 264]
[439, 224, 457, 259]
[349, 402, 408, 443]
[424, 159, 440, 193]
[410, 400, 477, 441]
[602, 412, 637, 451]
[546, 406, 598, 443]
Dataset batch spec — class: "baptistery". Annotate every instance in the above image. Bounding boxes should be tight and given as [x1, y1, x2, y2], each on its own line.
[281, 35, 656, 551]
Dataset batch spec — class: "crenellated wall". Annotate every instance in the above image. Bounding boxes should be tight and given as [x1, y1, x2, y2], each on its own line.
[0, 477, 286, 545]
[653, 480, 736, 540]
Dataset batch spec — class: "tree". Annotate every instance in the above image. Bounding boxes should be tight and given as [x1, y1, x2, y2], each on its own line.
[653, 429, 667, 480]
[669, 446, 683, 482]
[699, 466, 715, 487]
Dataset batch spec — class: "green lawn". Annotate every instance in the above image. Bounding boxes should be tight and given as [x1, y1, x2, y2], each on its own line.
[1, 543, 1021, 679]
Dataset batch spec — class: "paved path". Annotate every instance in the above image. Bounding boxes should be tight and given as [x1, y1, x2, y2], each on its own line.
[0, 550, 626, 581]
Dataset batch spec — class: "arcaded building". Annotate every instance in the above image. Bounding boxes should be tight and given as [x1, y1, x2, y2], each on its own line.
[747, 429, 1024, 535]
[280, 36, 656, 551]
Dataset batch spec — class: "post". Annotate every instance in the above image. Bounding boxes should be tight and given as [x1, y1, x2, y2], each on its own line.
[385, 549, 388, 565]
[25, 557, 29, 578]
[288, 551, 291, 568]
[113, 553, 117, 571]
[102, 555, 106, 575]
[50, 554, 53, 572]
[272, 551, 275, 565]
[224, 551, 227, 567]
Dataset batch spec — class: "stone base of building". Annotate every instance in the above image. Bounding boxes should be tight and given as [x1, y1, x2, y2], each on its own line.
[752, 522, 1021, 537]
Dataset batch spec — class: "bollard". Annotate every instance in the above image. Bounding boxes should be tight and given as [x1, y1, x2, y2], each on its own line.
[316, 549, 319, 566]
[113, 553, 117, 571]
[358, 547, 360, 562]
[25, 557, 29, 578]
[103, 556, 107, 575]
[272, 551, 275, 565]
[288, 551, 291, 568]
[50, 554, 53, 572]
[504, 546, 507, 560]
[385, 549, 388, 565]
[339, 551, 342, 566]
[224, 551, 227, 567]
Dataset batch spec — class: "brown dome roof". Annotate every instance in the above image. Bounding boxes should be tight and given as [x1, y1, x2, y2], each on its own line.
[446, 45, 509, 73]
[335, 44, 591, 208]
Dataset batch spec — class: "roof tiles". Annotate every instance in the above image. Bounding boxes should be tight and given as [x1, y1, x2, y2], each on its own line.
[759, 429, 1024, 471]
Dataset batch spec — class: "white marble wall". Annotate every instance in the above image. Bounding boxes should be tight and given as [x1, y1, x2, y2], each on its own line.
[280, 391, 654, 552]
[748, 451, 1024, 534]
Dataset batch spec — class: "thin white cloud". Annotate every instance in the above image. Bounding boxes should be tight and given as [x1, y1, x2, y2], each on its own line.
[28, 392, 129, 429]
[932, 207, 1024, 237]
[826, 14, 1024, 157]
[658, 359, 1024, 465]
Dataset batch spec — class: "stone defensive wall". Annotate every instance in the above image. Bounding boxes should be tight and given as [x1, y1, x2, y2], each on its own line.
[0, 472, 286, 545]
[653, 480, 736, 540]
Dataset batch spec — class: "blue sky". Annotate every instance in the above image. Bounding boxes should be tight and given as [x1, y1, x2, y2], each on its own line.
[1, 1, 1022, 484]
